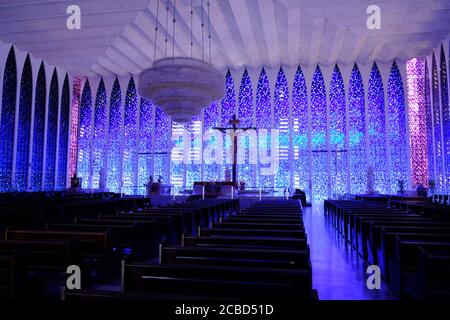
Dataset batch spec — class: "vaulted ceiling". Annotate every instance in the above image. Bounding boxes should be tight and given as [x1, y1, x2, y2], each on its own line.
[0, 0, 449, 78]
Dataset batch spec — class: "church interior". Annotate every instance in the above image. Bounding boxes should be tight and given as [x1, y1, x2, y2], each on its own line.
[0, 0, 449, 306]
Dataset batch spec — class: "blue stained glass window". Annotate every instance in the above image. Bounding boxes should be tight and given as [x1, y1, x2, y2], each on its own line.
[256, 68, 273, 188]
[237, 69, 255, 187]
[170, 121, 185, 188]
[388, 61, 408, 192]
[274, 67, 290, 190]
[310, 65, 328, 200]
[31, 62, 46, 191]
[154, 107, 170, 184]
[292, 66, 310, 200]
[92, 79, 108, 189]
[0, 47, 17, 192]
[44, 69, 59, 190]
[440, 45, 450, 190]
[222, 70, 236, 127]
[203, 103, 220, 182]
[138, 98, 153, 193]
[432, 54, 444, 191]
[56, 75, 70, 190]
[329, 65, 348, 196]
[123, 77, 138, 195]
[107, 78, 123, 193]
[368, 63, 388, 193]
[221, 70, 236, 181]
[77, 80, 93, 189]
[348, 63, 367, 194]
[425, 61, 435, 184]
[15, 55, 32, 191]
[186, 116, 202, 188]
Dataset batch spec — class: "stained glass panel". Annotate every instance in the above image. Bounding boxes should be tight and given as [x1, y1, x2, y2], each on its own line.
[44, 69, 59, 190]
[15, 55, 32, 191]
[107, 78, 123, 193]
[0, 47, 17, 192]
[388, 61, 408, 192]
[348, 64, 367, 194]
[368, 63, 388, 193]
[123, 77, 138, 194]
[31, 62, 46, 191]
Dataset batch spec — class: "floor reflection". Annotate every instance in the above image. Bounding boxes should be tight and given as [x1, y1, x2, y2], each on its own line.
[303, 203, 397, 300]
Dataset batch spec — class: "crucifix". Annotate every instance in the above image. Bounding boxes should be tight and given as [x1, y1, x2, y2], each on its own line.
[213, 114, 256, 185]
[310, 145, 348, 197]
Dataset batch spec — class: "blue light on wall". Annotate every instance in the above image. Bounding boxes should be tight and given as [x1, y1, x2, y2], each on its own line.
[0, 47, 17, 192]
[44, 68, 59, 190]
[138, 98, 153, 191]
[203, 102, 220, 182]
[368, 63, 388, 193]
[329, 65, 347, 196]
[154, 107, 170, 184]
[292, 66, 309, 200]
[92, 79, 107, 189]
[56, 74, 70, 190]
[221, 70, 236, 181]
[388, 61, 408, 193]
[425, 61, 435, 185]
[123, 77, 138, 194]
[77, 79, 93, 189]
[348, 63, 367, 194]
[107, 78, 123, 193]
[238, 69, 255, 187]
[310, 65, 328, 199]
[15, 54, 32, 191]
[440, 45, 450, 190]
[256, 68, 273, 188]
[274, 67, 290, 189]
[31, 62, 46, 191]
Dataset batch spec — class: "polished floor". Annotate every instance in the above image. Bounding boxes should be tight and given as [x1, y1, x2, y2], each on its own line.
[302, 203, 396, 300]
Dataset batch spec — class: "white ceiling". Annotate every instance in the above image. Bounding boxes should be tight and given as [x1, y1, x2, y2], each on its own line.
[0, 0, 449, 78]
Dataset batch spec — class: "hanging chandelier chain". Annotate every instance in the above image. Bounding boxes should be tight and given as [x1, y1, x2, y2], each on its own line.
[201, 0, 204, 63]
[190, 0, 193, 58]
[172, 0, 176, 60]
[154, 0, 160, 62]
[207, 1, 211, 64]
[165, 3, 169, 58]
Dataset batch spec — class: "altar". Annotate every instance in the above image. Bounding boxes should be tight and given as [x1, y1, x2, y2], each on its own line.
[193, 182, 237, 197]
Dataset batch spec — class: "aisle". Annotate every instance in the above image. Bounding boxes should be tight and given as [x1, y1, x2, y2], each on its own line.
[302, 203, 396, 300]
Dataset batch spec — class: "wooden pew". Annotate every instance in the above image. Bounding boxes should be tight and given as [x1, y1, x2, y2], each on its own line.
[0, 252, 27, 300]
[390, 239, 450, 297]
[160, 246, 310, 269]
[122, 262, 313, 300]
[416, 249, 450, 299]
[5, 229, 111, 263]
[184, 236, 308, 250]
[200, 227, 306, 239]
[380, 230, 450, 279]
[215, 222, 304, 231]
[0, 239, 80, 270]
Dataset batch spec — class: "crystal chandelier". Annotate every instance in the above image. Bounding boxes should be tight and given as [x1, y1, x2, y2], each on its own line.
[138, 0, 223, 124]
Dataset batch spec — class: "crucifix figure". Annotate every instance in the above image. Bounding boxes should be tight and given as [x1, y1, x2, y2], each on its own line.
[213, 114, 256, 185]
